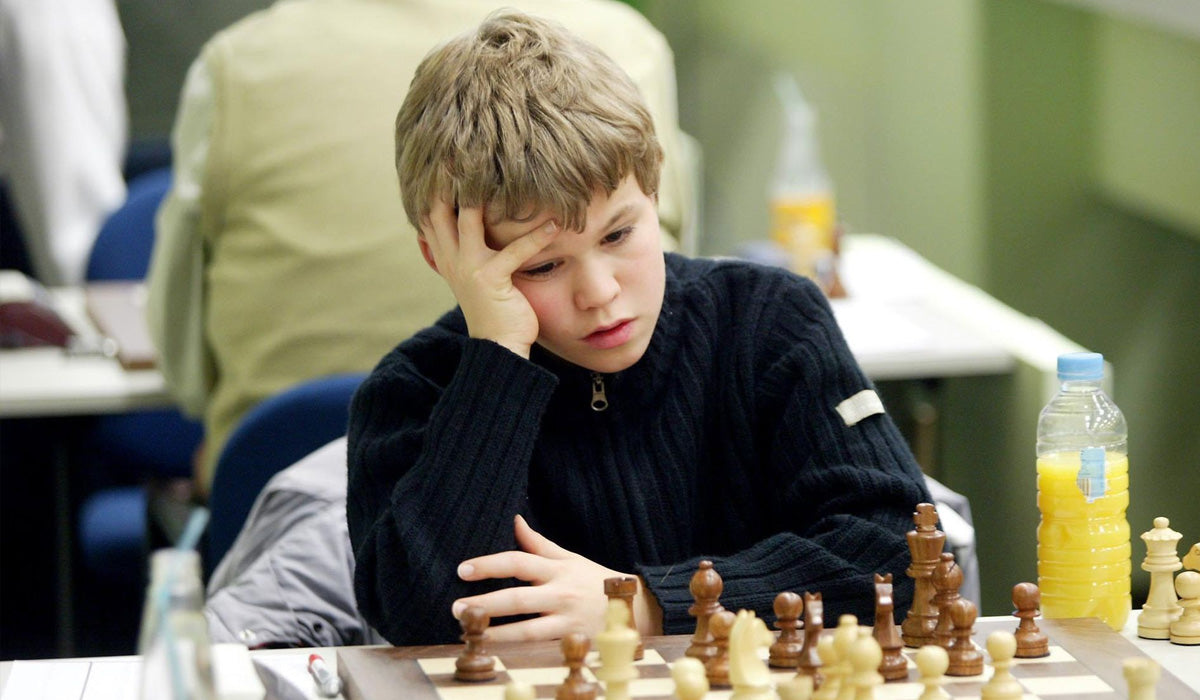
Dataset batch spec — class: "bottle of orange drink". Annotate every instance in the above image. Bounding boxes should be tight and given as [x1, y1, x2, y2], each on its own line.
[1036, 352, 1131, 630]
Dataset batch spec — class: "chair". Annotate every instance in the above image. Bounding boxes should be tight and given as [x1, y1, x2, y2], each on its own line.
[205, 372, 366, 579]
[76, 167, 204, 586]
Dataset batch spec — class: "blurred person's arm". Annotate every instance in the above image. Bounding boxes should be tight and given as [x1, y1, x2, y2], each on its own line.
[145, 54, 215, 419]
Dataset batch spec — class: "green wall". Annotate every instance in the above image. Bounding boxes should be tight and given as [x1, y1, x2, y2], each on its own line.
[642, 0, 1200, 615]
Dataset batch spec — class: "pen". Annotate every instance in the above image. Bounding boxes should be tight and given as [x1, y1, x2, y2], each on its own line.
[307, 653, 343, 698]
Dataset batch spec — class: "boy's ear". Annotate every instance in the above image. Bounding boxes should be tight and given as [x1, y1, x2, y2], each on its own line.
[417, 235, 440, 275]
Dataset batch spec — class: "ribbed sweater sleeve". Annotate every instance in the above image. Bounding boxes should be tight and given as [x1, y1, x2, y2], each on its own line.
[347, 335, 557, 644]
[635, 267, 929, 633]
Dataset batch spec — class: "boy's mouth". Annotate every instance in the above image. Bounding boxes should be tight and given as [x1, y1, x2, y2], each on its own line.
[583, 319, 634, 349]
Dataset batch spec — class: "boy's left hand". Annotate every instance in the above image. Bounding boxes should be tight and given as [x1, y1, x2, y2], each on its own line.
[451, 515, 657, 642]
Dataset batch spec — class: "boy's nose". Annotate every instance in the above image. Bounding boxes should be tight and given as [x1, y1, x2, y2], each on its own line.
[573, 261, 620, 310]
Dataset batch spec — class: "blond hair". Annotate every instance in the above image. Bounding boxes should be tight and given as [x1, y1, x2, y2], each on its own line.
[395, 9, 662, 232]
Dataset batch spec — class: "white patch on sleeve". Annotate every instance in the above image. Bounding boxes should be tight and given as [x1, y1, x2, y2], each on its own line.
[835, 390, 884, 426]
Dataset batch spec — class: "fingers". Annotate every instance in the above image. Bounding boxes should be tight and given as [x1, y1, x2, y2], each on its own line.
[486, 614, 577, 643]
[452, 584, 559, 621]
[493, 220, 558, 271]
[514, 514, 572, 559]
[459, 549, 557, 585]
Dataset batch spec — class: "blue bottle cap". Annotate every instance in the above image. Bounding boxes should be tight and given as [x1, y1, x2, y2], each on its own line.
[1057, 352, 1103, 380]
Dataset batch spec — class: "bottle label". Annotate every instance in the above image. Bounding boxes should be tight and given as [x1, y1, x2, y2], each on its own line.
[1076, 447, 1107, 503]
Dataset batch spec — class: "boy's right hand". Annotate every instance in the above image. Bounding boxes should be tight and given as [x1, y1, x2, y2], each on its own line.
[420, 200, 559, 359]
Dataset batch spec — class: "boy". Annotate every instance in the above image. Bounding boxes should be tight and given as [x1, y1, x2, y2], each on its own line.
[347, 10, 931, 646]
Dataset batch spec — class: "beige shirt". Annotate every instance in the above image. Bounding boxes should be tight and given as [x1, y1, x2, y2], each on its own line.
[146, 0, 693, 493]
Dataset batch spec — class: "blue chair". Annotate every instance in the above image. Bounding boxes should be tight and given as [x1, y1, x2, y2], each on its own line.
[205, 372, 366, 579]
[76, 167, 204, 586]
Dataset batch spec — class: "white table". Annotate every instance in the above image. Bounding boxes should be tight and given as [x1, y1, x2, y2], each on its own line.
[1, 616, 1196, 698]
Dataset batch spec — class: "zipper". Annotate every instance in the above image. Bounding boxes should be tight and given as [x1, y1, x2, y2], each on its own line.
[590, 373, 609, 412]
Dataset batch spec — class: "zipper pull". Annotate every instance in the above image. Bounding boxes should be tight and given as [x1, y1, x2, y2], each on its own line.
[590, 373, 609, 411]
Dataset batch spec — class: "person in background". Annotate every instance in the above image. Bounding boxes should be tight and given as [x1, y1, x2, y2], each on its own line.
[347, 10, 930, 646]
[145, 0, 693, 501]
[0, 0, 127, 285]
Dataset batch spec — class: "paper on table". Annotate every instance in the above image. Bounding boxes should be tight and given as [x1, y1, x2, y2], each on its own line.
[80, 660, 141, 700]
[830, 298, 933, 357]
[2, 660, 91, 700]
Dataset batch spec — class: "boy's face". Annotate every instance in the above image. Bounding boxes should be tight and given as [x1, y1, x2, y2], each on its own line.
[486, 176, 665, 374]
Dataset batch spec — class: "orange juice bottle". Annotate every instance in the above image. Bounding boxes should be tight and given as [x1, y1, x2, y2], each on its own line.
[1036, 352, 1131, 630]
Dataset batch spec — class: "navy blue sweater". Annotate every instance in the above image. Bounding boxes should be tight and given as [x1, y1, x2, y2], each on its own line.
[347, 253, 930, 645]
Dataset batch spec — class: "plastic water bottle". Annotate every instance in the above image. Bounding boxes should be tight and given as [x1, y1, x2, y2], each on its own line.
[1036, 352, 1131, 630]
[138, 549, 215, 699]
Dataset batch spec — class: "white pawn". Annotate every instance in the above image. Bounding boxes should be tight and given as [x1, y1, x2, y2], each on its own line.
[671, 656, 709, 700]
[848, 630, 883, 700]
[812, 634, 840, 700]
[504, 680, 535, 700]
[1123, 657, 1161, 700]
[832, 615, 858, 700]
[778, 675, 815, 700]
[1170, 570, 1200, 645]
[980, 631, 1022, 700]
[596, 599, 640, 700]
[915, 645, 949, 700]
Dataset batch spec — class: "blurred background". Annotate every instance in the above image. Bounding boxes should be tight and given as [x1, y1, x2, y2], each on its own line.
[2, 0, 1197, 658]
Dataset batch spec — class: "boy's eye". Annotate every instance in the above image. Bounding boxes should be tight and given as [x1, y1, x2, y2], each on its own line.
[520, 261, 558, 278]
[603, 226, 633, 245]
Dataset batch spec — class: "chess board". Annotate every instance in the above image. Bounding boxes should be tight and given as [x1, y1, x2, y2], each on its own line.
[336, 618, 1198, 699]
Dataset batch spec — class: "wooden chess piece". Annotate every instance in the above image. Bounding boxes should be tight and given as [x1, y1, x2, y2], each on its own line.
[1122, 657, 1161, 700]
[915, 645, 949, 700]
[980, 631, 1022, 700]
[812, 635, 840, 700]
[604, 576, 644, 660]
[454, 605, 497, 682]
[595, 599, 640, 700]
[796, 592, 825, 689]
[902, 503, 945, 648]
[705, 610, 735, 688]
[871, 573, 906, 681]
[1170, 570, 1200, 645]
[944, 598, 983, 677]
[1184, 542, 1200, 572]
[1138, 517, 1184, 639]
[930, 552, 961, 649]
[727, 610, 775, 700]
[670, 657, 709, 700]
[556, 632, 598, 700]
[770, 591, 804, 668]
[1010, 582, 1049, 658]
[778, 675, 815, 700]
[831, 615, 857, 700]
[849, 630, 883, 699]
[685, 560, 725, 663]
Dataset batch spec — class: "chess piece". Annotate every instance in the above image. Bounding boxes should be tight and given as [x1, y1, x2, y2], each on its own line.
[1170, 570, 1200, 645]
[1010, 582, 1049, 658]
[980, 631, 1022, 700]
[556, 632, 598, 700]
[812, 635, 840, 700]
[1138, 517, 1184, 639]
[914, 645, 949, 700]
[902, 503, 945, 647]
[944, 598, 983, 677]
[796, 592, 825, 689]
[930, 552, 961, 649]
[770, 591, 804, 668]
[848, 630, 883, 699]
[727, 609, 775, 700]
[705, 610, 736, 688]
[604, 576, 645, 660]
[1122, 657, 1161, 700]
[871, 574, 906, 681]
[670, 657, 709, 700]
[831, 615, 857, 700]
[505, 681, 536, 700]
[778, 674, 815, 700]
[1184, 542, 1200, 571]
[685, 560, 725, 663]
[595, 599, 640, 700]
[454, 605, 497, 682]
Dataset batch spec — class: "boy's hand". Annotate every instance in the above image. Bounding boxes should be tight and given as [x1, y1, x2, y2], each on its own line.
[420, 200, 559, 359]
[451, 515, 662, 642]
